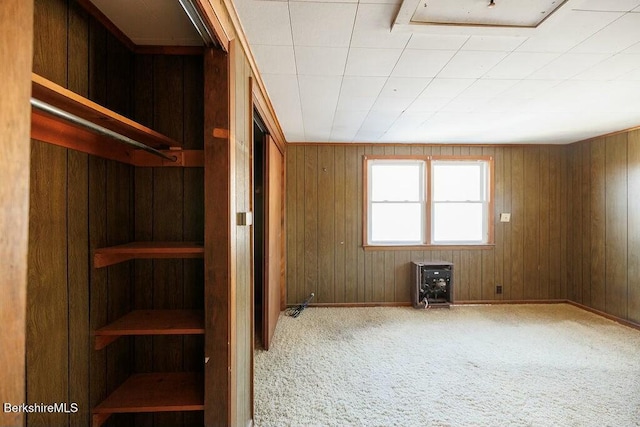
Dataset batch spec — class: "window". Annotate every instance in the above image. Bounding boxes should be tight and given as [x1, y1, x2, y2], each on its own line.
[364, 155, 493, 247]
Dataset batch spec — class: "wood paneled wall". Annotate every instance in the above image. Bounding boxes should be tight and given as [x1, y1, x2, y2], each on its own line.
[286, 144, 569, 305]
[566, 130, 640, 324]
[0, 2, 33, 427]
[28, 1, 204, 426]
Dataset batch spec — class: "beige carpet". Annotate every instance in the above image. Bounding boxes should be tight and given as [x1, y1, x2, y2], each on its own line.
[254, 304, 640, 427]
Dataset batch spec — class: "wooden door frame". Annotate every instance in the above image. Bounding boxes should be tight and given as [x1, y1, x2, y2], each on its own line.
[0, 2, 33, 427]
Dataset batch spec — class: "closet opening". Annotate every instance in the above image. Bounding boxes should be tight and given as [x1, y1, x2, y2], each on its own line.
[253, 113, 268, 349]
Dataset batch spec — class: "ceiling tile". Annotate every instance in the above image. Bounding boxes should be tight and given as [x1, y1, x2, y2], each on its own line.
[353, 130, 386, 142]
[339, 76, 388, 97]
[371, 97, 415, 112]
[438, 51, 509, 78]
[345, 48, 403, 76]
[458, 79, 518, 98]
[528, 53, 610, 79]
[391, 49, 456, 77]
[383, 112, 433, 142]
[360, 110, 401, 132]
[498, 79, 563, 99]
[421, 78, 475, 97]
[359, 0, 402, 5]
[332, 110, 369, 128]
[483, 52, 559, 79]
[461, 35, 528, 52]
[351, 4, 411, 49]
[261, 73, 304, 140]
[406, 34, 469, 50]
[337, 96, 378, 111]
[298, 75, 342, 115]
[575, 53, 640, 80]
[570, 0, 640, 11]
[295, 46, 349, 76]
[571, 12, 640, 53]
[379, 77, 431, 98]
[252, 45, 296, 74]
[234, 0, 293, 46]
[517, 10, 622, 53]
[405, 97, 452, 113]
[290, 2, 357, 47]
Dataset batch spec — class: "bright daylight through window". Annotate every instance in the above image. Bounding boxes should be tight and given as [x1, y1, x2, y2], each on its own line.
[365, 156, 493, 247]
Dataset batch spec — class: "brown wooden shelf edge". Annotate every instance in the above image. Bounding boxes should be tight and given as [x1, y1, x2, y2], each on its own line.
[31, 74, 204, 167]
[92, 372, 204, 427]
[94, 310, 205, 350]
[94, 242, 204, 268]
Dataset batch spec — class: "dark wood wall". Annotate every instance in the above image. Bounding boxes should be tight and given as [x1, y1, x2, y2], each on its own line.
[28, 1, 204, 426]
[566, 130, 640, 324]
[286, 144, 569, 305]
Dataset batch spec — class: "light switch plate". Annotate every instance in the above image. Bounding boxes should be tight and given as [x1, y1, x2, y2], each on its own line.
[500, 213, 511, 223]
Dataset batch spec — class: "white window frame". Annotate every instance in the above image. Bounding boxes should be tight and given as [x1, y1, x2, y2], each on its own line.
[366, 158, 426, 245]
[430, 159, 491, 245]
[363, 155, 494, 248]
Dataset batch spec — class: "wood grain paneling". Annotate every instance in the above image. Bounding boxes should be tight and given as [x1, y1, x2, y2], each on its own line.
[286, 144, 569, 304]
[628, 130, 640, 324]
[604, 134, 628, 319]
[0, 3, 33, 426]
[566, 130, 640, 325]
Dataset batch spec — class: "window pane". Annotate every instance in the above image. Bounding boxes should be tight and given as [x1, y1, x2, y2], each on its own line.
[371, 163, 422, 202]
[433, 203, 484, 242]
[371, 203, 423, 242]
[433, 163, 482, 201]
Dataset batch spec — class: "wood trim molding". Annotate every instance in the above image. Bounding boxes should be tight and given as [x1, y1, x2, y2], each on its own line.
[203, 47, 232, 426]
[204, 0, 288, 147]
[252, 77, 286, 154]
[566, 301, 640, 332]
[0, 1, 33, 426]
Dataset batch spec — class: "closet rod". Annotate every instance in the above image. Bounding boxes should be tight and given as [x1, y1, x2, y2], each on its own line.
[30, 98, 178, 162]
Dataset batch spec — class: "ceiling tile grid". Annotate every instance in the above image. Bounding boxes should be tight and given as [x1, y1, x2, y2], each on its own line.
[231, 0, 640, 144]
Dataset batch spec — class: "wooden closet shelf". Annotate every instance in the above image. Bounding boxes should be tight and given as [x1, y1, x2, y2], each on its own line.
[31, 73, 204, 167]
[94, 242, 204, 268]
[92, 372, 203, 427]
[94, 310, 205, 350]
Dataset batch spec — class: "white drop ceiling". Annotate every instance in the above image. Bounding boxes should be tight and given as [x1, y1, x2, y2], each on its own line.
[92, 0, 640, 144]
[234, 0, 640, 144]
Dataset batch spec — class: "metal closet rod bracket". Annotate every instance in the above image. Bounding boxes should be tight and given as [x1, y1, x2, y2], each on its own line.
[30, 98, 178, 162]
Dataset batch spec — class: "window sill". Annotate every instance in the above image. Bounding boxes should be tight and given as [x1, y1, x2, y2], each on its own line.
[363, 244, 495, 251]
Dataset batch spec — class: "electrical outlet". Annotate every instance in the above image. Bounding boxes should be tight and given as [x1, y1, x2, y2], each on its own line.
[496, 285, 503, 294]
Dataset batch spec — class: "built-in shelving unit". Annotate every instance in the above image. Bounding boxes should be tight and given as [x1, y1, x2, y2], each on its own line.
[94, 310, 205, 350]
[93, 241, 204, 268]
[92, 242, 205, 425]
[92, 372, 204, 427]
[30, 70, 208, 425]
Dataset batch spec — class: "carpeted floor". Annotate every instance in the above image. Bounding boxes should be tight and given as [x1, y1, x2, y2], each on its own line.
[254, 304, 640, 427]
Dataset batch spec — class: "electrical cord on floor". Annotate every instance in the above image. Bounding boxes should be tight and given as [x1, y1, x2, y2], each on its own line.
[285, 293, 315, 318]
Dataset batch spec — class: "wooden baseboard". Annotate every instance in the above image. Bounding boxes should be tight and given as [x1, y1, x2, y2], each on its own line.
[452, 299, 567, 305]
[290, 300, 640, 333]
[565, 301, 640, 332]
[298, 302, 412, 308]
